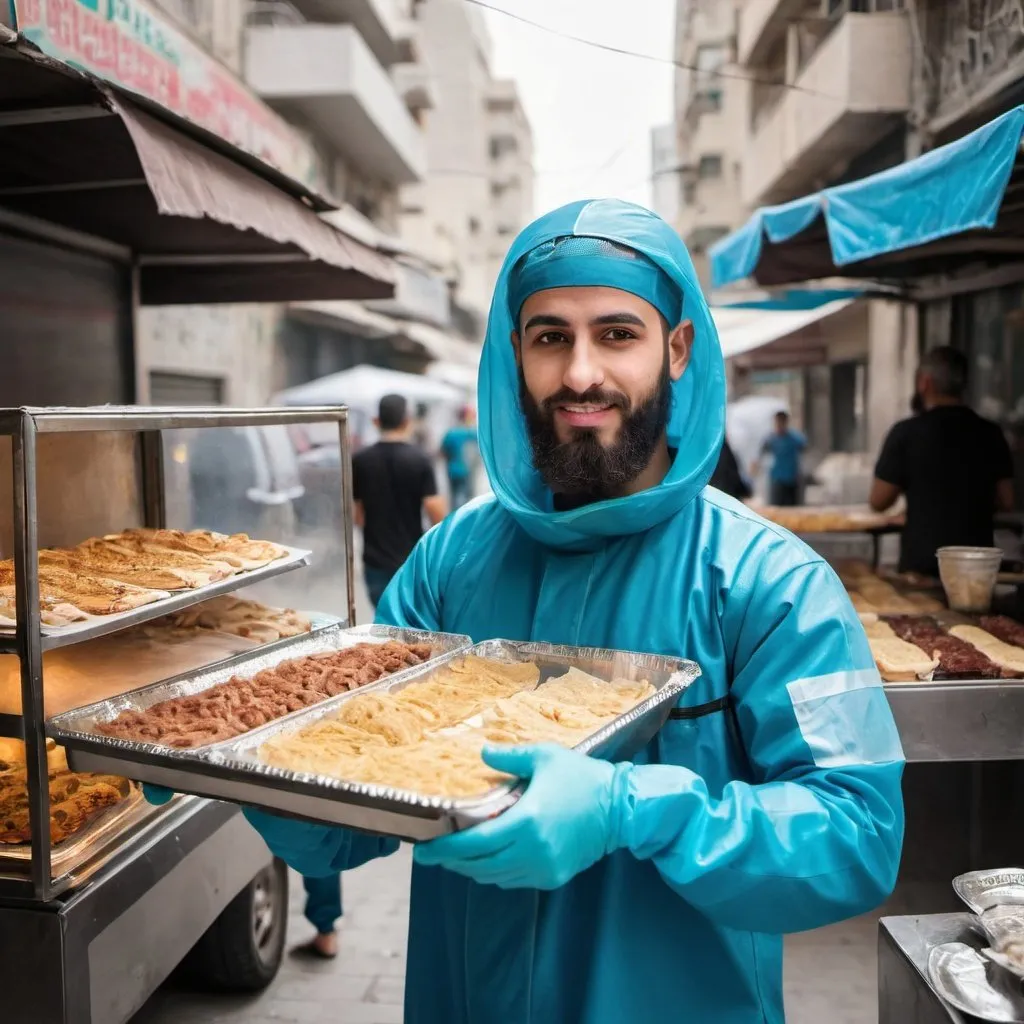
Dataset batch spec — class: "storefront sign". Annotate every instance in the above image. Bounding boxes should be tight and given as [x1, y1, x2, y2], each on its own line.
[10, 0, 323, 188]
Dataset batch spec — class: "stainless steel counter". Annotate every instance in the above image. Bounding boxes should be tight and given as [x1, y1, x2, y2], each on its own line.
[885, 681, 1024, 763]
[879, 914, 978, 1023]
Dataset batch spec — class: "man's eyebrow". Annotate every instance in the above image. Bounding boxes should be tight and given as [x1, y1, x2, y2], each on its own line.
[523, 314, 571, 330]
[591, 312, 646, 327]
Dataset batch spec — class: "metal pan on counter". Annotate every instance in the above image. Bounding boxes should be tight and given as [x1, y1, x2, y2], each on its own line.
[925, 869, 1024, 1021]
[60, 639, 700, 842]
[48, 624, 471, 767]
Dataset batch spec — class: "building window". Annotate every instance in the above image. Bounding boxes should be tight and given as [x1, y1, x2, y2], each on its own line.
[683, 181, 697, 206]
[697, 155, 722, 179]
[695, 44, 725, 74]
[468, 217, 481, 236]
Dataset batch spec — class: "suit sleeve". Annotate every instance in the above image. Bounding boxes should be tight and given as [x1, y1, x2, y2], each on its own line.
[611, 560, 905, 934]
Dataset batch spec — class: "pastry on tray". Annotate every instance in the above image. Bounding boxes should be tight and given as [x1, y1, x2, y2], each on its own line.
[0, 738, 135, 845]
[158, 595, 311, 643]
[0, 562, 165, 618]
[0, 527, 291, 624]
[110, 529, 287, 572]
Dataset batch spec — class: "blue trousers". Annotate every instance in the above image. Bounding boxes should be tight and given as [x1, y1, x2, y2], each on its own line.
[303, 873, 343, 934]
[449, 474, 472, 510]
[364, 565, 395, 609]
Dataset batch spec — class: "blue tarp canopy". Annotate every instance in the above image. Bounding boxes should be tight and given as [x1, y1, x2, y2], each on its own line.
[710, 105, 1024, 290]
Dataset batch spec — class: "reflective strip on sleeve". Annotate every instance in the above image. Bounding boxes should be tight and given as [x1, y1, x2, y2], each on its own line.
[786, 669, 904, 769]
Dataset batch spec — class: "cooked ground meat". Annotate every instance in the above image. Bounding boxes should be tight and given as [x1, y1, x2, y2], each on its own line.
[97, 641, 434, 748]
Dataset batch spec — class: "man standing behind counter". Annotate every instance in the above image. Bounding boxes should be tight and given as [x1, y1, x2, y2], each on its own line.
[870, 346, 1014, 576]
[155, 201, 904, 1024]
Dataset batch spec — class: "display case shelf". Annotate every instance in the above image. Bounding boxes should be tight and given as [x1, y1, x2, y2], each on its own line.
[1, 404, 355, 902]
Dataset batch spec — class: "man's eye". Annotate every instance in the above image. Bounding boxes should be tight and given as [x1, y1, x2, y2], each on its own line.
[604, 328, 636, 342]
[535, 332, 568, 345]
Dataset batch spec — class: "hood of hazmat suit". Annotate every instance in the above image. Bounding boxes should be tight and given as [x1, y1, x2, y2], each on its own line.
[253, 200, 905, 1024]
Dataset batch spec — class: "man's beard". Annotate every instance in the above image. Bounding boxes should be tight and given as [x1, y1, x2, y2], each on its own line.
[518, 359, 672, 504]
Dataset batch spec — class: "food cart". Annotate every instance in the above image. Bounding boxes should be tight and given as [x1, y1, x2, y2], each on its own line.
[0, 36, 398, 1024]
[710, 103, 1024, 1022]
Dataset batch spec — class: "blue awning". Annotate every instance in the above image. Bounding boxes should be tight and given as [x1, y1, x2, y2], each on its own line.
[710, 105, 1024, 290]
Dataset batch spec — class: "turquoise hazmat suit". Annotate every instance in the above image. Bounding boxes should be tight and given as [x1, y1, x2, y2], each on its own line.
[247, 199, 905, 1023]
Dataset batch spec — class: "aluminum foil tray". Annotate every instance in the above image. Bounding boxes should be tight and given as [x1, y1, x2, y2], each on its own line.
[97, 639, 699, 843]
[928, 941, 1024, 1022]
[952, 869, 1024, 986]
[49, 624, 471, 769]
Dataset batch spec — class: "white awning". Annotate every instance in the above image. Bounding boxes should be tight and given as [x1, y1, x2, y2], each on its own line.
[713, 299, 856, 360]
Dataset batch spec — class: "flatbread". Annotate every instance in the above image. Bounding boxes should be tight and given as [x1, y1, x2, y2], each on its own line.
[870, 637, 939, 682]
[949, 625, 1024, 675]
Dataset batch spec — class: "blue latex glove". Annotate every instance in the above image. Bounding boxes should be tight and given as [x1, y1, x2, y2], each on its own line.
[413, 744, 624, 889]
[142, 783, 174, 805]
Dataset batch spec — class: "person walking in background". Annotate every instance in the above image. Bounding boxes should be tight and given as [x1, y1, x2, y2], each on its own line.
[760, 410, 806, 506]
[353, 393, 447, 608]
[440, 406, 478, 509]
[296, 394, 446, 958]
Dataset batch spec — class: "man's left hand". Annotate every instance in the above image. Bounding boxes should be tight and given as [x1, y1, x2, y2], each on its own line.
[413, 744, 621, 889]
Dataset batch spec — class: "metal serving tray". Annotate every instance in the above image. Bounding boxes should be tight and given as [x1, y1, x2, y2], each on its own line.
[49, 624, 471, 768]
[97, 640, 700, 842]
[0, 544, 313, 649]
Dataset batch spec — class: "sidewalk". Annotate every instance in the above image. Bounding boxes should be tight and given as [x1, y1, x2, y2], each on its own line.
[135, 851, 412, 1024]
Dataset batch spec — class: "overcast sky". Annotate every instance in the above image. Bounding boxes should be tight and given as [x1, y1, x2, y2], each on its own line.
[481, 0, 676, 217]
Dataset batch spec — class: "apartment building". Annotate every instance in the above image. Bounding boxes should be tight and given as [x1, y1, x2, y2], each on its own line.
[728, 0, 914, 457]
[133, 0, 533, 404]
[399, 0, 535, 338]
[669, 0, 746, 291]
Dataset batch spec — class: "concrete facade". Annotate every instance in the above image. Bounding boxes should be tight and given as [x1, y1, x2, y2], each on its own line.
[136, 0, 532, 403]
[673, 0, 746, 291]
[398, 1, 535, 333]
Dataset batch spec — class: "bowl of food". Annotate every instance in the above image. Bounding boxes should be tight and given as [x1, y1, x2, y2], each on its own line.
[937, 546, 1004, 613]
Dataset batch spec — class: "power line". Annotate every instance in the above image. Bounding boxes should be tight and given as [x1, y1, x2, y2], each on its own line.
[462, 0, 844, 100]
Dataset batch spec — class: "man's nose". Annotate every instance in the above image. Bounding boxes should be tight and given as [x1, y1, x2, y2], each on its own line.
[563, 339, 604, 395]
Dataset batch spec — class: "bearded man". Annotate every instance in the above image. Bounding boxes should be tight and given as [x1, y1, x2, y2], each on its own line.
[156, 200, 905, 1024]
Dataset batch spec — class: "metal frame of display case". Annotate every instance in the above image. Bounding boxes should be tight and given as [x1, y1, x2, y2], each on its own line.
[0, 404, 357, 902]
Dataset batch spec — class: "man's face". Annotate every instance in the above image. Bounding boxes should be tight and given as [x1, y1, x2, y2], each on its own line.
[775, 414, 788, 435]
[512, 286, 692, 498]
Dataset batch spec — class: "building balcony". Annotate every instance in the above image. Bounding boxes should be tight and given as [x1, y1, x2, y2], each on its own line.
[285, 0, 404, 66]
[393, 62, 437, 113]
[737, 0, 808, 68]
[245, 23, 426, 185]
[741, 12, 911, 207]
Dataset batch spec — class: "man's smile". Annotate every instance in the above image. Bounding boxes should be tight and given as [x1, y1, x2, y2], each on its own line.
[554, 402, 618, 428]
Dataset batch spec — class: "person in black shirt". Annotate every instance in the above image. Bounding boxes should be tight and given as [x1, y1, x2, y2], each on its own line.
[870, 346, 1015, 576]
[708, 438, 752, 501]
[352, 393, 447, 608]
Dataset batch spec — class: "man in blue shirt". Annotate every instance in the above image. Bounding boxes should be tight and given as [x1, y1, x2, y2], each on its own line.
[762, 410, 806, 506]
[440, 407, 478, 509]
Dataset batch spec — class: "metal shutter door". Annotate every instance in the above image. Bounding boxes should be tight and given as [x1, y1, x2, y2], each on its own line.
[149, 372, 224, 406]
